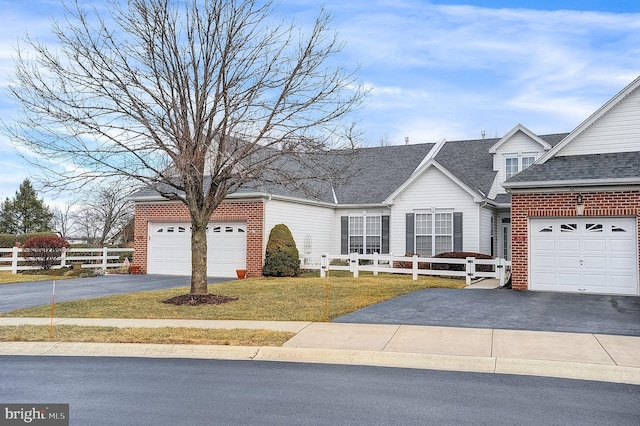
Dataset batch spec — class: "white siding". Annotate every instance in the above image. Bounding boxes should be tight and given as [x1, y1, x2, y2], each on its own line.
[492, 130, 548, 194]
[390, 167, 479, 255]
[264, 200, 335, 264]
[479, 207, 494, 256]
[558, 87, 640, 156]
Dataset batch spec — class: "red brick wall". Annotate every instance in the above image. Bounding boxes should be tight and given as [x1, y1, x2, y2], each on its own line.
[133, 200, 265, 277]
[510, 190, 640, 291]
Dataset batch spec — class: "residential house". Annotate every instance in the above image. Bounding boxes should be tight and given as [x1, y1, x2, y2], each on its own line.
[133, 77, 639, 296]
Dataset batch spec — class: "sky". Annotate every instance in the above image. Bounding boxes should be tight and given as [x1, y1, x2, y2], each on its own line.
[0, 0, 639, 206]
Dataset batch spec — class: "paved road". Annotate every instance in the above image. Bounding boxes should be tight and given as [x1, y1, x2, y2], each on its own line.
[335, 288, 640, 336]
[1, 356, 638, 425]
[0, 275, 231, 312]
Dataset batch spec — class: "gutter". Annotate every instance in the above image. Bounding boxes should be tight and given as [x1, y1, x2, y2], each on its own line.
[503, 177, 640, 190]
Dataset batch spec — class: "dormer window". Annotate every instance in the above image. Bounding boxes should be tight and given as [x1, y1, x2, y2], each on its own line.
[505, 153, 536, 179]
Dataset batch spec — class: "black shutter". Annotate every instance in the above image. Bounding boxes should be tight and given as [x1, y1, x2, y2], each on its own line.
[341, 216, 349, 254]
[453, 212, 463, 252]
[405, 213, 414, 254]
[381, 215, 390, 254]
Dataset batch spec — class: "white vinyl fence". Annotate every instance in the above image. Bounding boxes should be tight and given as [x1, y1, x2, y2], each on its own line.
[0, 247, 134, 274]
[303, 253, 511, 287]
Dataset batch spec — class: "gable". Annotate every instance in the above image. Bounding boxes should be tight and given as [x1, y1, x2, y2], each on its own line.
[539, 76, 640, 162]
[554, 83, 640, 157]
[385, 160, 483, 205]
[488, 124, 551, 155]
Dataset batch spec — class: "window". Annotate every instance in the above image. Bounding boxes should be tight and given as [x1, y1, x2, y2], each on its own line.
[505, 154, 536, 179]
[415, 212, 452, 256]
[349, 216, 382, 254]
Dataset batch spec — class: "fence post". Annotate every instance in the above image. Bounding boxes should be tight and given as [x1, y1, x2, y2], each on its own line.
[320, 253, 328, 278]
[11, 246, 19, 274]
[102, 247, 108, 271]
[412, 255, 418, 281]
[373, 252, 379, 276]
[497, 258, 506, 287]
[466, 257, 475, 286]
[350, 252, 359, 278]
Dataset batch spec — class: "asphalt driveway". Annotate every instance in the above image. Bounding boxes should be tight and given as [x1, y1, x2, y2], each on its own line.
[0, 275, 232, 312]
[334, 288, 640, 337]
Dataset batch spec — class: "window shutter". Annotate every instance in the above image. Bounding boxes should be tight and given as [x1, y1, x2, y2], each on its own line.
[453, 212, 463, 252]
[405, 213, 414, 254]
[381, 215, 390, 254]
[341, 216, 349, 254]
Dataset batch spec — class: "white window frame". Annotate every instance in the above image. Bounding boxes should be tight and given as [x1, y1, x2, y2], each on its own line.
[504, 153, 537, 179]
[349, 215, 382, 254]
[414, 211, 453, 256]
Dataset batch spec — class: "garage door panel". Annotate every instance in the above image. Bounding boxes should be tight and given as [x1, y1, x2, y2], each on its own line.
[532, 238, 556, 251]
[556, 255, 580, 268]
[530, 217, 638, 295]
[609, 238, 636, 252]
[581, 256, 606, 269]
[533, 255, 556, 268]
[558, 239, 580, 251]
[557, 273, 581, 286]
[582, 239, 606, 252]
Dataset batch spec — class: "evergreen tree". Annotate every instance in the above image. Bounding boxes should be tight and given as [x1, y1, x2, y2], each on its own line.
[0, 179, 54, 234]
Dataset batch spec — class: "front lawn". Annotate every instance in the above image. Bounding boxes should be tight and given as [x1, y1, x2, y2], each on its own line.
[1, 274, 465, 321]
[0, 271, 72, 284]
[0, 325, 294, 346]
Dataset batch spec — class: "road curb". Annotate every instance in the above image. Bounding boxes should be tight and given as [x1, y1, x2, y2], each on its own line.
[2, 342, 639, 385]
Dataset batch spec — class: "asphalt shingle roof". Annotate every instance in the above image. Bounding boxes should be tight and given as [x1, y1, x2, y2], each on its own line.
[133, 132, 572, 204]
[505, 151, 640, 186]
[332, 143, 435, 204]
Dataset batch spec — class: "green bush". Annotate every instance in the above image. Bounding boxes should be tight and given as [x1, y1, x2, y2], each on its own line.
[22, 235, 70, 270]
[0, 234, 15, 248]
[432, 251, 494, 272]
[262, 224, 300, 277]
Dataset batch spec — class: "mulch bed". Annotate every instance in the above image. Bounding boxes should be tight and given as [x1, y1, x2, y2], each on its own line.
[163, 294, 239, 306]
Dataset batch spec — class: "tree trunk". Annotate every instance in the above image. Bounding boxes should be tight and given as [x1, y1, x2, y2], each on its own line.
[190, 220, 209, 295]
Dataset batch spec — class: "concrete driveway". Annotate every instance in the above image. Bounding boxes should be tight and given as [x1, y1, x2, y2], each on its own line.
[334, 288, 640, 337]
[0, 275, 232, 312]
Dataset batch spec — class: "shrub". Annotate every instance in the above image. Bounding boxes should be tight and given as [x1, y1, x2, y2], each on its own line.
[262, 224, 300, 277]
[22, 235, 70, 270]
[0, 234, 15, 248]
[393, 252, 494, 272]
[393, 254, 431, 270]
[432, 251, 494, 273]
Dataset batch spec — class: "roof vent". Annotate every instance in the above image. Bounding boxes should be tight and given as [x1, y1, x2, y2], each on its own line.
[405, 136, 409, 145]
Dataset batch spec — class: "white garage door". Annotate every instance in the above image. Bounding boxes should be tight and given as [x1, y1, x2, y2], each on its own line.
[148, 222, 247, 277]
[530, 217, 638, 295]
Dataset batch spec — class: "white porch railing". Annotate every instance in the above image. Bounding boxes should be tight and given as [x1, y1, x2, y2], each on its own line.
[0, 247, 134, 274]
[303, 253, 511, 287]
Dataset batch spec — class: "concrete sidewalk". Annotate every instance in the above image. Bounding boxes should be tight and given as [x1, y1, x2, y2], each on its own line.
[1, 318, 639, 385]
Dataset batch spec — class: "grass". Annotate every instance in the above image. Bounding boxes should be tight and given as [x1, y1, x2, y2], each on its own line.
[0, 271, 72, 284]
[1, 273, 465, 321]
[0, 325, 294, 346]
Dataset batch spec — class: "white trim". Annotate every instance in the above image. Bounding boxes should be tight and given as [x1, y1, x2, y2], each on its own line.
[538, 76, 640, 164]
[504, 178, 640, 190]
[488, 124, 552, 154]
[413, 137, 447, 172]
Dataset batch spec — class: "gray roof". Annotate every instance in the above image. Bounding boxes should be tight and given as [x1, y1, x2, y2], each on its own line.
[333, 143, 435, 204]
[133, 132, 570, 204]
[434, 138, 499, 197]
[505, 151, 640, 187]
[431, 133, 567, 200]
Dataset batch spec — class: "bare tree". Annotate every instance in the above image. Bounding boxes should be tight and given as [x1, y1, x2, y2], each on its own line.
[5, 0, 366, 295]
[52, 203, 75, 239]
[88, 185, 135, 247]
